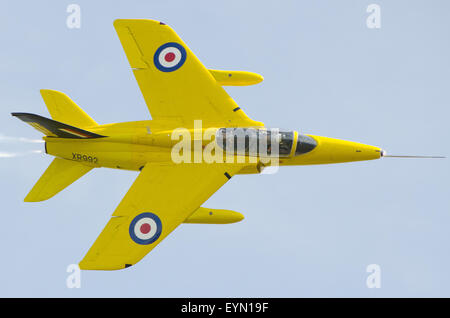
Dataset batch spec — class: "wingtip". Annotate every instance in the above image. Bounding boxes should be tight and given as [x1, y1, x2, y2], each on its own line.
[24, 192, 49, 202]
[113, 19, 164, 28]
[39, 88, 58, 96]
[78, 260, 134, 271]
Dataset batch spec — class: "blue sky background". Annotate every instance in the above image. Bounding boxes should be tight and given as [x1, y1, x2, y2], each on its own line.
[0, 0, 449, 297]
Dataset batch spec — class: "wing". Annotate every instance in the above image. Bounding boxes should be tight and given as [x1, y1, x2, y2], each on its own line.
[113, 19, 263, 128]
[79, 162, 240, 270]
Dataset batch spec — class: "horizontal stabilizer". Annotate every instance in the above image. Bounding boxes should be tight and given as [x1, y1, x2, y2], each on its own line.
[12, 113, 105, 139]
[40, 89, 98, 128]
[25, 158, 93, 202]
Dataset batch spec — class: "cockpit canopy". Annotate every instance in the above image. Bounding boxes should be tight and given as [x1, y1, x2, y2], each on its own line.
[295, 134, 317, 155]
[215, 128, 317, 157]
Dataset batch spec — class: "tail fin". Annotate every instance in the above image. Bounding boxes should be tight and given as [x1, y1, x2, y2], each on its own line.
[12, 113, 105, 139]
[25, 158, 93, 202]
[40, 89, 97, 128]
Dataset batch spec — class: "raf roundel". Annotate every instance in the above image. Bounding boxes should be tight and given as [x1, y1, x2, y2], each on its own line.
[129, 213, 162, 245]
[153, 42, 187, 72]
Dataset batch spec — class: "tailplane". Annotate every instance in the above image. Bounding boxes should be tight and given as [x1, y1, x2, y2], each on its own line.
[24, 158, 93, 202]
[12, 89, 104, 139]
[40, 89, 97, 128]
[13, 90, 102, 201]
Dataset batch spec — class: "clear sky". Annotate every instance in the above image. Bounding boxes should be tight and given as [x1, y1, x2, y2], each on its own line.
[0, 0, 449, 297]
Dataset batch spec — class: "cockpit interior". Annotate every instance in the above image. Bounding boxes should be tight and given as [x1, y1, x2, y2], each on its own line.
[215, 128, 317, 157]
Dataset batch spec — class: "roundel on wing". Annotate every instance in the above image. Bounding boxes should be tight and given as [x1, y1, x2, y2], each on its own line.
[129, 212, 162, 245]
[153, 42, 187, 72]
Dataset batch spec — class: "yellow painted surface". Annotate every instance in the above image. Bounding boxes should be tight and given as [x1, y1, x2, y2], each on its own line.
[40, 89, 97, 128]
[24, 158, 92, 202]
[184, 207, 244, 224]
[79, 163, 242, 270]
[209, 69, 264, 86]
[113, 19, 263, 128]
[280, 135, 382, 166]
[14, 19, 384, 271]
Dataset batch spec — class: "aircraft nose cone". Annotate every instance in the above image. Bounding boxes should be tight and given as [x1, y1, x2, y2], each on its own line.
[303, 135, 383, 163]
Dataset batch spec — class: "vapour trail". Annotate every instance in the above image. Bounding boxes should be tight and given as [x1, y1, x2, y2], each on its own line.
[0, 150, 43, 158]
[0, 134, 44, 143]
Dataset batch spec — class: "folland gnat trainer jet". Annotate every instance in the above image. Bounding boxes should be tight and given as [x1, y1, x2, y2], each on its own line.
[12, 19, 442, 270]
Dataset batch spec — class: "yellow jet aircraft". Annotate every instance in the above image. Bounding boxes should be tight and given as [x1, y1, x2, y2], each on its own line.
[11, 19, 430, 270]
